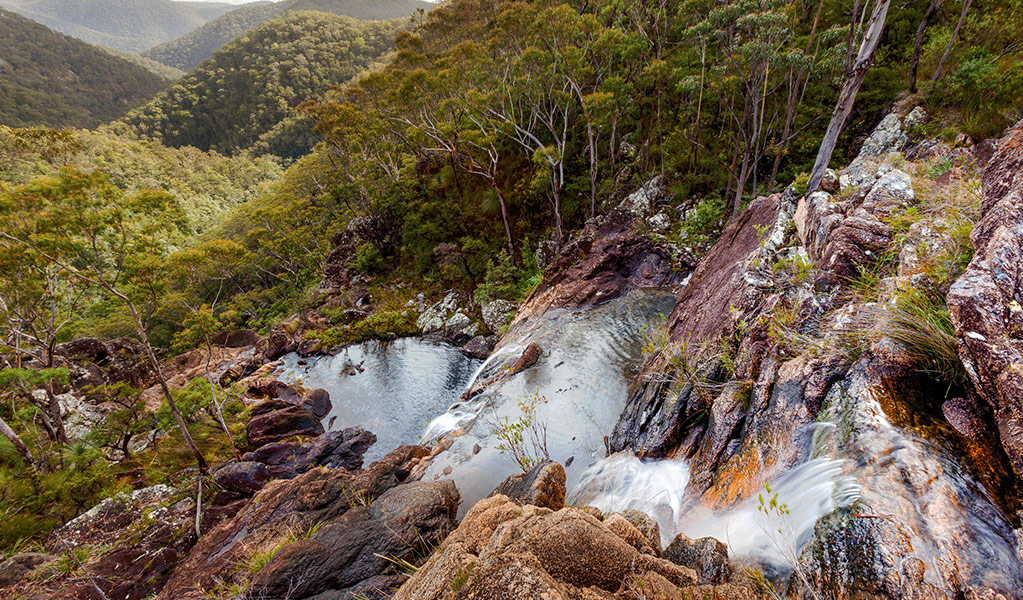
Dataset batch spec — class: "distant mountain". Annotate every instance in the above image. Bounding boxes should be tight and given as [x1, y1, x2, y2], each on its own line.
[113, 11, 402, 157]
[0, 9, 171, 129]
[143, 0, 430, 70]
[0, 0, 244, 53]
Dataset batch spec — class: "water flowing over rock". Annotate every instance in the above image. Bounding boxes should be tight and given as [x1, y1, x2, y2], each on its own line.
[597, 112, 1023, 598]
[947, 118, 1023, 477]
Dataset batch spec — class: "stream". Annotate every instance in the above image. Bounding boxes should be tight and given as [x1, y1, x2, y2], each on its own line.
[277, 289, 1023, 591]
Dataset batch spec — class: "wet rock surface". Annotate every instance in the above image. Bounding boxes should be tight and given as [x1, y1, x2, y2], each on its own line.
[514, 207, 688, 323]
[947, 119, 1023, 477]
[603, 111, 1023, 599]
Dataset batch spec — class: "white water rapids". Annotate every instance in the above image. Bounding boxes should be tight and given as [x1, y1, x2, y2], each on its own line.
[278, 290, 1023, 587]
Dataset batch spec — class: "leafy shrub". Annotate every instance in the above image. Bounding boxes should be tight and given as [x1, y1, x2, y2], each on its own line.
[352, 242, 384, 275]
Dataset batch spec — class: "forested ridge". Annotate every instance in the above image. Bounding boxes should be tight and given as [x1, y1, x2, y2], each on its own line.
[142, 0, 434, 70]
[114, 11, 404, 158]
[0, 0, 1021, 593]
[0, 8, 172, 129]
[0, 0, 238, 53]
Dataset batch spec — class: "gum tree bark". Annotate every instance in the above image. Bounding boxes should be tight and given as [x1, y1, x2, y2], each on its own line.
[807, 0, 892, 194]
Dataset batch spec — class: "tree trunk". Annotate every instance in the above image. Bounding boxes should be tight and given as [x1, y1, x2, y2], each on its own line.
[932, 0, 972, 83]
[807, 0, 892, 194]
[909, 0, 944, 92]
[493, 185, 516, 261]
[0, 415, 35, 470]
[129, 307, 208, 473]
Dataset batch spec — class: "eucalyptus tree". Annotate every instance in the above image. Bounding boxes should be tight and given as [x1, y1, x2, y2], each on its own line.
[0, 168, 209, 472]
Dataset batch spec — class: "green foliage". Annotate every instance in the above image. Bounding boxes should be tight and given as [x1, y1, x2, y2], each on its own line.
[883, 289, 966, 386]
[492, 392, 549, 472]
[143, 0, 432, 71]
[85, 383, 156, 460]
[681, 197, 727, 245]
[0, 126, 282, 236]
[473, 251, 540, 306]
[117, 11, 403, 157]
[315, 309, 420, 350]
[352, 242, 384, 275]
[0, 8, 169, 129]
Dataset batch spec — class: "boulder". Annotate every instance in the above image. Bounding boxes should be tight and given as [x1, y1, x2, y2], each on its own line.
[613, 510, 661, 553]
[491, 460, 566, 510]
[663, 533, 729, 585]
[214, 461, 271, 494]
[302, 388, 332, 418]
[247, 480, 459, 599]
[621, 176, 672, 218]
[55, 336, 156, 389]
[417, 291, 464, 333]
[858, 112, 908, 158]
[264, 327, 294, 361]
[510, 342, 543, 375]
[246, 403, 324, 447]
[482, 299, 518, 334]
[305, 427, 377, 471]
[393, 496, 697, 600]
[462, 335, 495, 360]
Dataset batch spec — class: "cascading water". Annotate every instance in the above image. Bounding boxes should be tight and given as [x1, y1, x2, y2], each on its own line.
[569, 452, 862, 564]
[419, 288, 679, 515]
[278, 338, 482, 461]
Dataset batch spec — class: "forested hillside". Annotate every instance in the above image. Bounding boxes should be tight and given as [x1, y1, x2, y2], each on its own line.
[114, 12, 402, 158]
[184, 0, 1023, 336]
[0, 9, 171, 129]
[0, 0, 238, 53]
[142, 0, 433, 70]
[0, 126, 281, 235]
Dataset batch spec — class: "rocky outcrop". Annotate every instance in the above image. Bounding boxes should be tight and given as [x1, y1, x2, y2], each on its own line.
[947, 119, 1023, 477]
[55, 336, 156, 389]
[240, 427, 378, 482]
[610, 193, 786, 455]
[246, 398, 324, 446]
[606, 111, 1023, 599]
[0, 553, 53, 589]
[247, 480, 459, 599]
[491, 460, 567, 510]
[514, 207, 688, 322]
[157, 445, 443, 599]
[8, 484, 220, 600]
[392, 495, 706, 600]
[663, 534, 729, 585]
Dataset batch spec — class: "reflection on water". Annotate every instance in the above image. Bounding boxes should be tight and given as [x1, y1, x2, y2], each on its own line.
[277, 338, 481, 462]
[421, 289, 679, 515]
